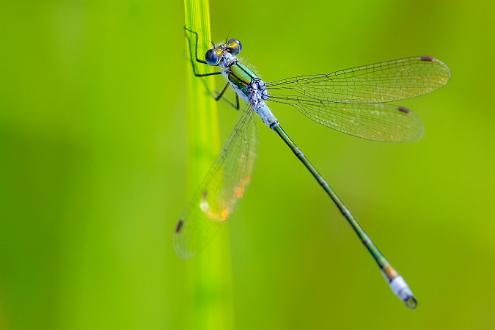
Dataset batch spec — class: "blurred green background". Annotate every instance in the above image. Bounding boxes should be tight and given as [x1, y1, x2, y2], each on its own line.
[1, 0, 494, 329]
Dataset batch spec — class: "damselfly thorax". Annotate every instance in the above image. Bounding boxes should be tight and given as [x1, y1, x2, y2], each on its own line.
[218, 52, 275, 126]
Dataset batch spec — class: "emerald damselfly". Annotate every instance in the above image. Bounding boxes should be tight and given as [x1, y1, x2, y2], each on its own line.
[175, 27, 451, 309]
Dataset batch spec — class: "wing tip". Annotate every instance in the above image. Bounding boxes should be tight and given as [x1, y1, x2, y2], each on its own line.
[173, 218, 195, 259]
[394, 105, 424, 143]
[397, 106, 411, 114]
[175, 219, 184, 234]
[419, 55, 452, 82]
[419, 55, 435, 62]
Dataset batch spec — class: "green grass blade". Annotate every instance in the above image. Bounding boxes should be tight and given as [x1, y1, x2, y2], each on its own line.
[183, 1, 234, 330]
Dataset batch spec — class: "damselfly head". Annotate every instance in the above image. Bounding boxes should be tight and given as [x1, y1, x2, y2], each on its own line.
[205, 38, 242, 66]
[205, 48, 223, 66]
[226, 39, 242, 55]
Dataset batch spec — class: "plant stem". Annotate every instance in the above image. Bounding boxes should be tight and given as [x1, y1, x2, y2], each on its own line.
[183, 1, 234, 329]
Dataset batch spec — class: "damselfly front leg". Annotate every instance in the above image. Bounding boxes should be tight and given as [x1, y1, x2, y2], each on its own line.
[185, 26, 239, 109]
[184, 26, 221, 77]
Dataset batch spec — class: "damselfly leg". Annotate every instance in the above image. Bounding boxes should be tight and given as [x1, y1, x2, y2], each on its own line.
[185, 27, 239, 109]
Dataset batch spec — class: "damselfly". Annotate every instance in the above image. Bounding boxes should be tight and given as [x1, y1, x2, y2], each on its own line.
[175, 26, 450, 309]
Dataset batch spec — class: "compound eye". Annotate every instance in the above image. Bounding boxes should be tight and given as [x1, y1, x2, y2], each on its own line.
[205, 49, 220, 65]
[226, 39, 242, 55]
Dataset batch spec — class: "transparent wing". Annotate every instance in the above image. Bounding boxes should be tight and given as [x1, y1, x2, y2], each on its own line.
[174, 107, 256, 258]
[275, 98, 423, 142]
[267, 56, 450, 104]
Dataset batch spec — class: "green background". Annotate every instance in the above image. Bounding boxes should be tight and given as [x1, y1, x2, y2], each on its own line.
[1, 0, 494, 329]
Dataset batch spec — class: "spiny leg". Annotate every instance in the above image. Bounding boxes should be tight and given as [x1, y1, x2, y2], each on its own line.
[215, 82, 230, 101]
[212, 83, 240, 110]
[184, 26, 240, 110]
[184, 26, 221, 77]
[184, 26, 207, 64]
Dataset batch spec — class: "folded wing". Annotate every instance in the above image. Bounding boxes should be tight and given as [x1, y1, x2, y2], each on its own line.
[174, 107, 257, 258]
